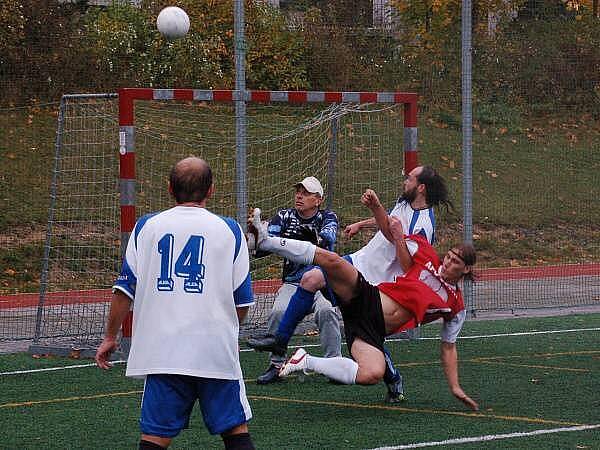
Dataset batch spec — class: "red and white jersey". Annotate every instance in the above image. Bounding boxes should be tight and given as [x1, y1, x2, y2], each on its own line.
[350, 200, 435, 285]
[377, 234, 465, 342]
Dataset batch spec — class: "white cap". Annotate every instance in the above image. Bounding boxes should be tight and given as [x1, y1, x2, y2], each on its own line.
[295, 176, 324, 198]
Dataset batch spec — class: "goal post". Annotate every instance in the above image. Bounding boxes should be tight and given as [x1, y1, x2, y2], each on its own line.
[118, 88, 418, 232]
[117, 88, 419, 347]
[29, 89, 418, 355]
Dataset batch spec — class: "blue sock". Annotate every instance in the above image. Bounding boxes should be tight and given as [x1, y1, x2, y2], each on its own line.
[383, 346, 400, 384]
[276, 287, 316, 343]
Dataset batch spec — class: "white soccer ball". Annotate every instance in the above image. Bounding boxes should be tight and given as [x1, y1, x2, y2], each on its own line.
[156, 6, 190, 41]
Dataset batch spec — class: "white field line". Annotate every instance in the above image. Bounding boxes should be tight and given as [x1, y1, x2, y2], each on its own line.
[392, 327, 600, 342]
[367, 424, 600, 450]
[2, 327, 598, 376]
[0, 360, 126, 376]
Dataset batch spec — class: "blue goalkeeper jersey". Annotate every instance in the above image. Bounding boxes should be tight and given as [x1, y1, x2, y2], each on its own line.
[267, 208, 338, 283]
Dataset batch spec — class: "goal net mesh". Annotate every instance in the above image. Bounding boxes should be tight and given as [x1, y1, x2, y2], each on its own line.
[33, 94, 405, 351]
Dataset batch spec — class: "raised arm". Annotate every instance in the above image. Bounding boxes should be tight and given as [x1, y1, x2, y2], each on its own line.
[440, 342, 479, 410]
[361, 189, 395, 242]
[388, 216, 413, 273]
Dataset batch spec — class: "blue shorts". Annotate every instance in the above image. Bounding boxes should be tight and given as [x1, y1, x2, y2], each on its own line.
[140, 374, 252, 437]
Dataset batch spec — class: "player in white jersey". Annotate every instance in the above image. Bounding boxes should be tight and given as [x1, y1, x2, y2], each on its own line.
[248, 165, 452, 402]
[251, 215, 479, 410]
[96, 157, 255, 450]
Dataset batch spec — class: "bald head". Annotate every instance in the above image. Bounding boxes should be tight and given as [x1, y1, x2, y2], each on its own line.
[169, 157, 213, 204]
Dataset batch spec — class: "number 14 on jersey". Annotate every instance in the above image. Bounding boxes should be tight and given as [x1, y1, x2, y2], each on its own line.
[157, 234, 206, 293]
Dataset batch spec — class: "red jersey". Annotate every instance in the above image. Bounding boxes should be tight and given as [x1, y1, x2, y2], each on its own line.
[377, 234, 465, 333]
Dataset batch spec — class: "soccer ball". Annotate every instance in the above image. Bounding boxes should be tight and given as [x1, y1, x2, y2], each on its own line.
[156, 6, 190, 41]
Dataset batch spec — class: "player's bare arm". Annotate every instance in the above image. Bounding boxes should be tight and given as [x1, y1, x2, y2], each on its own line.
[361, 189, 395, 243]
[440, 341, 479, 410]
[389, 217, 413, 272]
[95, 291, 131, 370]
[343, 219, 373, 237]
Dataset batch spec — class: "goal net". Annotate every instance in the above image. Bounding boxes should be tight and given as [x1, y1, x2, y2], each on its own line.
[29, 89, 416, 354]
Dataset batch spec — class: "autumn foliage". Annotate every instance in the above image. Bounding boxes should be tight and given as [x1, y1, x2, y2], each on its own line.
[0, 0, 598, 117]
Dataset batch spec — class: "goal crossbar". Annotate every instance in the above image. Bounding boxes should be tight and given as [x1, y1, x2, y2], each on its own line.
[117, 88, 419, 344]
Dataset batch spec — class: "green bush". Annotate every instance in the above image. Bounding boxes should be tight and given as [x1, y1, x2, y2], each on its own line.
[84, 1, 308, 90]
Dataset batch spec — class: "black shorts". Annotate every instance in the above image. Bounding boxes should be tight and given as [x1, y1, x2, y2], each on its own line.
[339, 272, 386, 354]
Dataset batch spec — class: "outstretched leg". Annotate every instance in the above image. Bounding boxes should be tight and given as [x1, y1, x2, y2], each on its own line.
[258, 235, 359, 305]
[247, 246, 357, 354]
[251, 213, 359, 304]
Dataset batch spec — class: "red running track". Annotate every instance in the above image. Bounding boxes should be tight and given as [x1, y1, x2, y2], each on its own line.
[1, 264, 598, 310]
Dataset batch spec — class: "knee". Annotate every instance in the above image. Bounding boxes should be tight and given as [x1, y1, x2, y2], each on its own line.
[299, 268, 325, 291]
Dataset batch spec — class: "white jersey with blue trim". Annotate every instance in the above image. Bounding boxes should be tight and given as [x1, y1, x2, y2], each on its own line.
[113, 205, 253, 380]
[349, 199, 435, 285]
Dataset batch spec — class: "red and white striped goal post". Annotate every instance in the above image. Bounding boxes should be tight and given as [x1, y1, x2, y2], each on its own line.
[117, 88, 419, 339]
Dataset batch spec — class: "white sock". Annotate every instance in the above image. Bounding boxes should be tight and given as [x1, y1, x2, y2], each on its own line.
[259, 236, 316, 265]
[305, 355, 358, 385]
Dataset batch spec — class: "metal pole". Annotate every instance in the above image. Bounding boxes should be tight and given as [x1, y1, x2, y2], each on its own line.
[234, 0, 247, 229]
[325, 117, 339, 210]
[34, 93, 118, 346]
[35, 95, 68, 342]
[462, 0, 475, 316]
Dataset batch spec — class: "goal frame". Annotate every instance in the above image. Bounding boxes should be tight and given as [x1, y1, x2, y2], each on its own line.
[117, 88, 419, 342]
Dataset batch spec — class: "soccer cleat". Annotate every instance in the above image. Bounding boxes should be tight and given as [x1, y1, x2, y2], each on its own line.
[250, 208, 269, 250]
[279, 348, 309, 377]
[246, 334, 287, 356]
[256, 364, 282, 385]
[384, 374, 406, 403]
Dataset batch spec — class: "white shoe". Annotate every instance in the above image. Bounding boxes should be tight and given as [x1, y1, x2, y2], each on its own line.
[279, 348, 309, 377]
[250, 208, 269, 250]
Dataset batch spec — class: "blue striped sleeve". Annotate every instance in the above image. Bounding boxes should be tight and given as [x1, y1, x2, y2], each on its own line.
[112, 258, 137, 300]
[319, 210, 339, 250]
[428, 208, 436, 244]
[233, 273, 253, 306]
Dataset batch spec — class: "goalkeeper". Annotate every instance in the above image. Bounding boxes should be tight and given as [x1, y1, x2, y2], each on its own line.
[248, 176, 341, 385]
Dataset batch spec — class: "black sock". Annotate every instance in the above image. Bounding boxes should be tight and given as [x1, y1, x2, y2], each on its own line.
[222, 432, 255, 450]
[139, 439, 166, 450]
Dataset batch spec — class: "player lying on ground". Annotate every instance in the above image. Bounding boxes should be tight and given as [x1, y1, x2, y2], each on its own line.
[249, 212, 479, 410]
